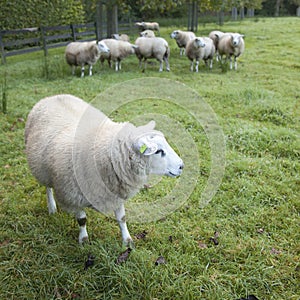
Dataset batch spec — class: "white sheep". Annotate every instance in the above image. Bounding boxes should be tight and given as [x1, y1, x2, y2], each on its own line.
[139, 30, 155, 38]
[65, 40, 110, 77]
[135, 37, 170, 72]
[111, 33, 130, 42]
[135, 22, 160, 33]
[208, 30, 224, 61]
[217, 33, 245, 70]
[25, 94, 184, 247]
[100, 39, 137, 71]
[170, 30, 196, 56]
[185, 37, 215, 72]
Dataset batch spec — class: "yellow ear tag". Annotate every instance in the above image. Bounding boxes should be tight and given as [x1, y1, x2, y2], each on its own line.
[140, 144, 147, 154]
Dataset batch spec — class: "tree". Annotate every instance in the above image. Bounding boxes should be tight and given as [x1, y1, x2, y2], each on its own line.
[291, 0, 300, 15]
[275, 0, 281, 15]
[0, 0, 85, 29]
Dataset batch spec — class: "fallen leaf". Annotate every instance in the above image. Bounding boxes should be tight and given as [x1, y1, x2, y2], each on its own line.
[134, 230, 147, 240]
[0, 239, 11, 247]
[198, 241, 208, 249]
[116, 248, 132, 265]
[143, 184, 152, 189]
[84, 254, 95, 270]
[214, 231, 220, 238]
[237, 295, 259, 300]
[210, 231, 220, 245]
[257, 228, 264, 234]
[155, 256, 166, 266]
[270, 247, 281, 255]
[4, 164, 10, 169]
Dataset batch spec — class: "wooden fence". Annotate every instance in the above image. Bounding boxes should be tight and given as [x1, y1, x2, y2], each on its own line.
[0, 21, 131, 64]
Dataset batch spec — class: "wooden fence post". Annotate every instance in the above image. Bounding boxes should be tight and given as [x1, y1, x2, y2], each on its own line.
[71, 24, 76, 41]
[187, 1, 198, 32]
[232, 7, 238, 21]
[40, 26, 48, 56]
[0, 31, 6, 64]
[96, 1, 103, 39]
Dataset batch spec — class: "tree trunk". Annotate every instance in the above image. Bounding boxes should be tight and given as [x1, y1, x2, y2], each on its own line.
[297, 6, 300, 17]
[247, 8, 254, 18]
[232, 7, 238, 21]
[275, 0, 281, 17]
[240, 7, 245, 19]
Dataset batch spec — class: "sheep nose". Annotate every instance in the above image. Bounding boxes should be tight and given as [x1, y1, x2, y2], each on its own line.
[179, 163, 184, 170]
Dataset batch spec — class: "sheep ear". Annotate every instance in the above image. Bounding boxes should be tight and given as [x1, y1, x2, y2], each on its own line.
[137, 120, 155, 131]
[134, 137, 158, 156]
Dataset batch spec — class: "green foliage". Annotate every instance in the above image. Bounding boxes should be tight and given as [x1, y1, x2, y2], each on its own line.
[0, 0, 85, 29]
[0, 17, 299, 300]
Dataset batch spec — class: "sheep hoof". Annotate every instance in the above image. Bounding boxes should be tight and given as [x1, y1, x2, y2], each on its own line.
[124, 238, 135, 249]
[79, 235, 89, 245]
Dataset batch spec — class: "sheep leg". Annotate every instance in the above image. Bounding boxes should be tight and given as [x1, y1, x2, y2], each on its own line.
[229, 56, 233, 70]
[47, 187, 57, 214]
[164, 57, 170, 72]
[190, 61, 194, 72]
[159, 60, 163, 72]
[195, 60, 199, 73]
[114, 204, 134, 248]
[71, 66, 75, 76]
[234, 57, 237, 70]
[209, 58, 213, 69]
[76, 210, 88, 244]
[80, 65, 85, 78]
[88, 65, 93, 76]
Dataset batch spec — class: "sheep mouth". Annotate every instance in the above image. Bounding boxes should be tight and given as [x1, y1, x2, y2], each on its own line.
[167, 171, 180, 177]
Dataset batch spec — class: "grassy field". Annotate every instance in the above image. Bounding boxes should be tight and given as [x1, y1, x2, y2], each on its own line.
[0, 17, 299, 300]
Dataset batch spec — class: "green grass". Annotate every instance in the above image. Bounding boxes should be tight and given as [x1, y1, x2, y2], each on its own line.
[0, 17, 299, 300]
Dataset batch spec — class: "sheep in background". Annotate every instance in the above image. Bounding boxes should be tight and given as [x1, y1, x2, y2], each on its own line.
[186, 37, 215, 72]
[65, 41, 110, 77]
[135, 22, 160, 34]
[139, 30, 155, 38]
[208, 30, 224, 61]
[170, 30, 196, 56]
[111, 33, 130, 42]
[100, 39, 137, 71]
[135, 37, 170, 72]
[25, 94, 184, 247]
[217, 33, 245, 70]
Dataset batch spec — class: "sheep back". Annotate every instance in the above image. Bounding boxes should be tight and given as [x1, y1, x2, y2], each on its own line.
[135, 37, 169, 60]
[65, 41, 100, 66]
[140, 30, 156, 38]
[208, 30, 224, 50]
[186, 37, 215, 61]
[25, 94, 159, 213]
[218, 33, 245, 57]
[171, 30, 196, 48]
[101, 39, 135, 61]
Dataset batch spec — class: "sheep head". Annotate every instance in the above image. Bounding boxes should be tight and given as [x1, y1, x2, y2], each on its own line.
[97, 41, 110, 53]
[194, 37, 206, 48]
[230, 34, 245, 47]
[133, 121, 184, 178]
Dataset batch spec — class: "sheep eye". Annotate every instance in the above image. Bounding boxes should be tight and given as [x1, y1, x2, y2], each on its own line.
[155, 149, 165, 157]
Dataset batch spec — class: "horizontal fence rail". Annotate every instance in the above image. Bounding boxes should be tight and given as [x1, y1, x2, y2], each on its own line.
[0, 21, 131, 64]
